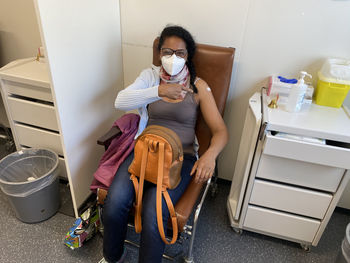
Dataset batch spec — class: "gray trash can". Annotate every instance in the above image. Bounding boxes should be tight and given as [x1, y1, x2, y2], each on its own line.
[336, 223, 350, 263]
[0, 148, 60, 223]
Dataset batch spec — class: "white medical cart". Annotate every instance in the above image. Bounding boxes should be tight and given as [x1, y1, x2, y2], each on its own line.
[227, 90, 350, 251]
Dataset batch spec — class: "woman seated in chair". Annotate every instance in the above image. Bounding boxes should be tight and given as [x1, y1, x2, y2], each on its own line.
[101, 25, 228, 263]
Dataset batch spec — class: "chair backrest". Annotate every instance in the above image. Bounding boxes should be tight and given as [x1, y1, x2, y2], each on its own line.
[152, 38, 235, 156]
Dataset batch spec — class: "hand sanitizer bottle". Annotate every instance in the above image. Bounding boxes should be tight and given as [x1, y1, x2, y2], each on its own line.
[286, 71, 312, 112]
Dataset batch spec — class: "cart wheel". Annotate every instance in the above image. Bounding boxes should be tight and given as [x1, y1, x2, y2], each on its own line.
[300, 243, 311, 252]
[210, 182, 218, 198]
[232, 227, 243, 235]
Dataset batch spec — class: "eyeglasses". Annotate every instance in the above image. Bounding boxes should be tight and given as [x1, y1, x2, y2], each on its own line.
[160, 48, 187, 58]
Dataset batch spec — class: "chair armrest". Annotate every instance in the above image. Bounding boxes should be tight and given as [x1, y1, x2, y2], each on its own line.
[97, 188, 108, 205]
[97, 126, 122, 147]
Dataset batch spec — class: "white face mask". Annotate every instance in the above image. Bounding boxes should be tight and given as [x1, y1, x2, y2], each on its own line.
[161, 54, 186, 76]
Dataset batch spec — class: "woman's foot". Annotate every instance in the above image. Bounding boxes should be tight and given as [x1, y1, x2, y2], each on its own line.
[99, 248, 127, 263]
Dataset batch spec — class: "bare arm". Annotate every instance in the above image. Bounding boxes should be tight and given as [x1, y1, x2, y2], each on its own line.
[190, 79, 229, 183]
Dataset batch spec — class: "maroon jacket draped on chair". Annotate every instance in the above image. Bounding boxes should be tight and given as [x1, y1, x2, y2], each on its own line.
[90, 113, 140, 192]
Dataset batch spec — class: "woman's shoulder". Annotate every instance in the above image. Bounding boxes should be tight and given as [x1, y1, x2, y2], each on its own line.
[194, 77, 210, 92]
[191, 77, 209, 104]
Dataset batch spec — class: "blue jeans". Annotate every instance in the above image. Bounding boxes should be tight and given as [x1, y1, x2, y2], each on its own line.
[102, 151, 196, 263]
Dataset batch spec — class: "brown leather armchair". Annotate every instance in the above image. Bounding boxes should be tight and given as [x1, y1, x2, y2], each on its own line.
[97, 38, 235, 262]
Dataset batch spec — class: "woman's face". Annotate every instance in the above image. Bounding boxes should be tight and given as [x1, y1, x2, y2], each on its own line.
[160, 36, 188, 62]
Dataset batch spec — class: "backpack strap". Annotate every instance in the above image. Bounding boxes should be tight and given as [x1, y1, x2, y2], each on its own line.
[132, 138, 149, 233]
[156, 142, 178, 244]
[130, 175, 138, 205]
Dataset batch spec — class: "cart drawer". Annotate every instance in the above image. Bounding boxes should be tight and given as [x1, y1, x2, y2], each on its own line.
[8, 97, 58, 131]
[3, 80, 52, 102]
[250, 179, 332, 219]
[256, 154, 344, 192]
[15, 123, 63, 155]
[263, 132, 350, 169]
[244, 205, 320, 243]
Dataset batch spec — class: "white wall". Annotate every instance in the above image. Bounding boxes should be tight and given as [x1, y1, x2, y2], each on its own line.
[0, 0, 41, 66]
[120, 0, 350, 180]
[120, 0, 249, 86]
[0, 0, 42, 127]
[223, 0, 350, 181]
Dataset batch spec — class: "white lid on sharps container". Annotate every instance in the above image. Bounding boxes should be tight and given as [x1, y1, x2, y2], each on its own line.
[319, 58, 350, 85]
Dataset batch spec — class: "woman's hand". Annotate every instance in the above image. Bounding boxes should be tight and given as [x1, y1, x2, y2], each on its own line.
[158, 83, 193, 100]
[190, 150, 216, 183]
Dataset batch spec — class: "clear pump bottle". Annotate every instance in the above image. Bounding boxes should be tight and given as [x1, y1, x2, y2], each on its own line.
[286, 71, 312, 112]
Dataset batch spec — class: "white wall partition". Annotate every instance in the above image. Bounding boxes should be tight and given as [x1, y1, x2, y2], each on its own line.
[34, 0, 123, 216]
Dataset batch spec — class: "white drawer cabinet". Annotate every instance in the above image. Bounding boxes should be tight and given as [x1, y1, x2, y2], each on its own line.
[227, 91, 350, 250]
[256, 154, 344, 192]
[244, 205, 321, 243]
[15, 123, 63, 155]
[3, 79, 53, 102]
[0, 61, 66, 176]
[263, 132, 350, 170]
[8, 97, 58, 131]
[250, 179, 332, 219]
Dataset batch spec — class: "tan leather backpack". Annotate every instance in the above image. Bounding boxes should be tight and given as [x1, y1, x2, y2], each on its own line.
[128, 125, 183, 244]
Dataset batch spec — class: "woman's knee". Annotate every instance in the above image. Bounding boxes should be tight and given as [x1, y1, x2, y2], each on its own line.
[103, 189, 133, 222]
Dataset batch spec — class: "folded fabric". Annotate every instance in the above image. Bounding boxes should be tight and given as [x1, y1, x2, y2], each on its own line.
[90, 113, 140, 192]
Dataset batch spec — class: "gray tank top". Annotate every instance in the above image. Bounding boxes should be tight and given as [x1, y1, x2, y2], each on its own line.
[147, 93, 199, 154]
